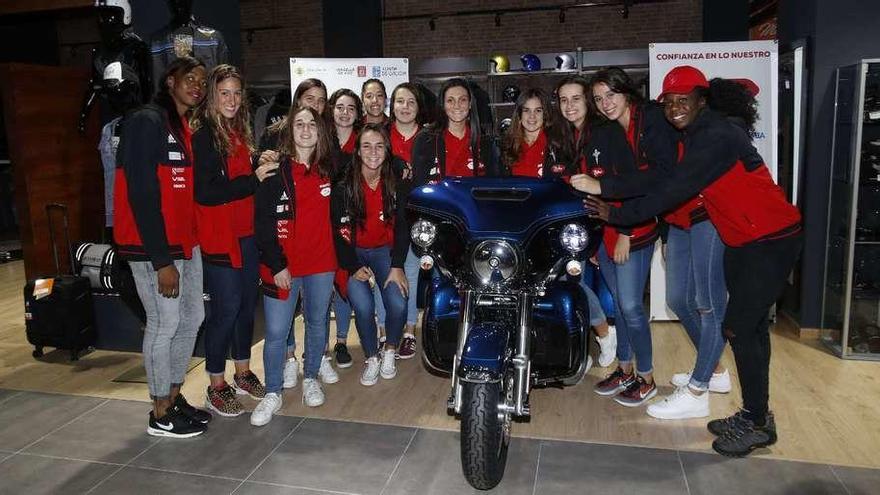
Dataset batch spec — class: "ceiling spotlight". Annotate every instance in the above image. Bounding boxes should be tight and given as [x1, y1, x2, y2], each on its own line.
[429, 17, 436, 31]
[495, 13, 501, 27]
[559, 8, 565, 23]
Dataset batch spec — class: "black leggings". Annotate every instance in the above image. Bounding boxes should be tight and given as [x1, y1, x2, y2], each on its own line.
[722, 233, 803, 424]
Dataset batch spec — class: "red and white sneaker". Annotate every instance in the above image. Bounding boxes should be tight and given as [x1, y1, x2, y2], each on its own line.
[594, 367, 636, 396]
[614, 375, 657, 407]
[397, 333, 417, 360]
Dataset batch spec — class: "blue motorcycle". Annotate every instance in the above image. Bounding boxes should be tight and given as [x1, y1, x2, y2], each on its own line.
[407, 177, 602, 490]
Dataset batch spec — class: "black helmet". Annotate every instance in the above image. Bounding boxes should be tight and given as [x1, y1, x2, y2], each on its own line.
[502, 84, 520, 103]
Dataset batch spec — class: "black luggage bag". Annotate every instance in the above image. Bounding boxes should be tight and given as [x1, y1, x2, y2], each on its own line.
[23, 204, 96, 360]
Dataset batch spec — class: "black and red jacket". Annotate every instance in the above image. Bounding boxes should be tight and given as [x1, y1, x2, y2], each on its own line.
[193, 123, 259, 268]
[605, 109, 801, 247]
[254, 155, 339, 300]
[587, 103, 678, 256]
[330, 164, 410, 275]
[410, 126, 501, 187]
[114, 103, 196, 269]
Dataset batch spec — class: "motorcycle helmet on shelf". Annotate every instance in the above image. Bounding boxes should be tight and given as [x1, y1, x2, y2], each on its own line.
[502, 84, 520, 103]
[490, 54, 510, 73]
[556, 53, 575, 71]
[521, 54, 541, 71]
[499, 118, 512, 134]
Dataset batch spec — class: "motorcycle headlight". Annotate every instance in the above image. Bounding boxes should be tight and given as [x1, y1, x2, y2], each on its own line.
[472, 240, 518, 285]
[559, 223, 588, 253]
[411, 219, 437, 248]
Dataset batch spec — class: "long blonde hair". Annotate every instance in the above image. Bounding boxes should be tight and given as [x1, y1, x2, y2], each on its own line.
[191, 64, 254, 156]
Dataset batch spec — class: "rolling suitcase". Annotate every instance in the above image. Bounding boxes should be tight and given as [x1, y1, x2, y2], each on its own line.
[23, 204, 96, 360]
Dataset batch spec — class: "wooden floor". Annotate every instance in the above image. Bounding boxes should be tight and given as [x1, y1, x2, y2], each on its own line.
[2, 260, 878, 468]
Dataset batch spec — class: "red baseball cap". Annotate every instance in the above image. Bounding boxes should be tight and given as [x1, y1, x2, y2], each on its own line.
[659, 65, 709, 101]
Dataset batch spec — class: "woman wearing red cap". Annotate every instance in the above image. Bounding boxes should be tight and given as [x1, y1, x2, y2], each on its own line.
[586, 68, 679, 407]
[593, 67, 732, 421]
[572, 65, 802, 457]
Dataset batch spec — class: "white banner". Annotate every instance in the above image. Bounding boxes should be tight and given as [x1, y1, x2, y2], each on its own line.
[289, 57, 409, 112]
[647, 40, 779, 321]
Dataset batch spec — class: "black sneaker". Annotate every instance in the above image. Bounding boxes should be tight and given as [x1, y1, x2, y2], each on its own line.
[174, 393, 212, 424]
[712, 412, 777, 457]
[707, 409, 751, 437]
[147, 405, 207, 438]
[334, 342, 353, 368]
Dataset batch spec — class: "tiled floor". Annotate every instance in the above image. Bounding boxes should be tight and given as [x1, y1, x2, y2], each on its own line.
[0, 389, 877, 495]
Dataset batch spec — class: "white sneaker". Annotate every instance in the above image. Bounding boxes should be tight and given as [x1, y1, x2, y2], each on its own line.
[596, 325, 617, 368]
[318, 355, 339, 384]
[250, 392, 282, 426]
[302, 378, 325, 407]
[380, 349, 397, 379]
[360, 356, 380, 386]
[670, 369, 731, 393]
[646, 386, 709, 420]
[283, 357, 299, 389]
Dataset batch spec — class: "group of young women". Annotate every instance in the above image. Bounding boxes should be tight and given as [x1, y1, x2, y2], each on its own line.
[117, 55, 801, 457]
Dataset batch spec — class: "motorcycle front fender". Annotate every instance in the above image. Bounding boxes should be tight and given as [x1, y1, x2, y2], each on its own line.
[458, 321, 509, 381]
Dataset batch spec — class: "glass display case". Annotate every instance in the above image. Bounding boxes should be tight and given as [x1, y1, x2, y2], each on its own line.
[822, 59, 880, 360]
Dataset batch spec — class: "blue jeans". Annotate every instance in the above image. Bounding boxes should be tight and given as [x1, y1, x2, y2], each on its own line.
[129, 247, 205, 400]
[578, 264, 608, 327]
[202, 237, 259, 376]
[348, 246, 407, 358]
[333, 291, 352, 340]
[404, 247, 420, 327]
[598, 242, 653, 375]
[666, 221, 727, 389]
[263, 271, 334, 393]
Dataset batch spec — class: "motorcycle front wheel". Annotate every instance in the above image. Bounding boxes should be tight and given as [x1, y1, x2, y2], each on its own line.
[460, 381, 510, 490]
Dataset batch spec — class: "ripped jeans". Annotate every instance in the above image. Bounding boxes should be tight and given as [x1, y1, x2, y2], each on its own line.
[665, 221, 727, 390]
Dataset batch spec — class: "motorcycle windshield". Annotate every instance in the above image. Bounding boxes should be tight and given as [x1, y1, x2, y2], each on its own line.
[407, 177, 592, 241]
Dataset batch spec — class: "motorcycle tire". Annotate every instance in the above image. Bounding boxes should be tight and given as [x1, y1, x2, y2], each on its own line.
[460, 381, 510, 490]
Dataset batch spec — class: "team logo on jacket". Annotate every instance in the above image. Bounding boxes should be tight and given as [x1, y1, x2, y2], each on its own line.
[551, 164, 565, 174]
[378, 211, 385, 222]
[536, 164, 544, 177]
[320, 183, 331, 197]
[276, 219, 290, 239]
[339, 225, 351, 243]
[466, 158, 474, 170]
[589, 167, 605, 178]
[171, 167, 187, 189]
[167, 134, 177, 144]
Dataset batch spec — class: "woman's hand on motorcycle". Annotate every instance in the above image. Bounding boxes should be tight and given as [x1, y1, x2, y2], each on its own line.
[258, 150, 279, 167]
[385, 267, 409, 298]
[614, 234, 631, 264]
[570, 174, 602, 195]
[584, 196, 611, 222]
[273, 268, 292, 290]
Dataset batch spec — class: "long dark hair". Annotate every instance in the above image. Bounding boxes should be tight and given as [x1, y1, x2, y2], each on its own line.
[502, 88, 563, 167]
[434, 78, 482, 162]
[589, 67, 645, 120]
[327, 88, 363, 139]
[553, 75, 592, 164]
[343, 123, 397, 228]
[190, 64, 254, 156]
[153, 55, 205, 140]
[278, 106, 334, 178]
[704, 78, 758, 132]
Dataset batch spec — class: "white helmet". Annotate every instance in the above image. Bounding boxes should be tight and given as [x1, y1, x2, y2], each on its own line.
[556, 53, 576, 71]
[95, 0, 132, 26]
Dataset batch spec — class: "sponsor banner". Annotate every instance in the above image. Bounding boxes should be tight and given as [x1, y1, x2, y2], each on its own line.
[648, 40, 779, 321]
[289, 57, 409, 112]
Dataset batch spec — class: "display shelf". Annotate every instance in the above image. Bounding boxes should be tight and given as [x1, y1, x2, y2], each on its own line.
[821, 59, 880, 361]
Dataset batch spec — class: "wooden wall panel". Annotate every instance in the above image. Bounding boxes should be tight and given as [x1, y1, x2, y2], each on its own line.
[1, 63, 103, 280]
